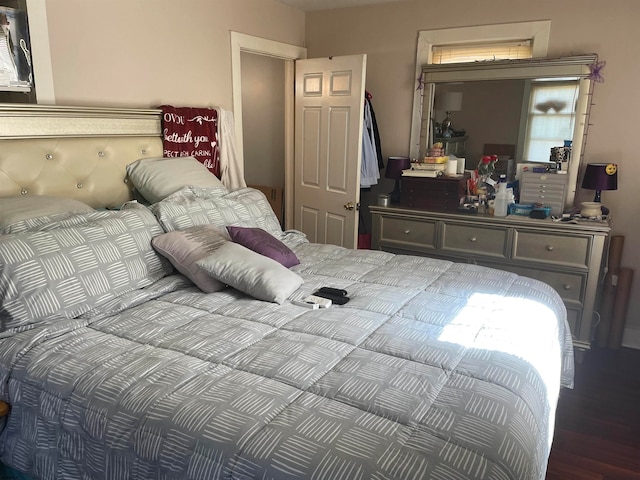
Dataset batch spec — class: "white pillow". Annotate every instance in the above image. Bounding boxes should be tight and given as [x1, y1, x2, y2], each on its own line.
[0, 195, 94, 231]
[126, 156, 227, 204]
[196, 242, 303, 304]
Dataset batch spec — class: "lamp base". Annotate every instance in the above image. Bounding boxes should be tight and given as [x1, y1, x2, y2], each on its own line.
[580, 201, 602, 218]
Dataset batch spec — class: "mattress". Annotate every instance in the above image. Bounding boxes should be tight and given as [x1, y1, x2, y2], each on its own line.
[0, 186, 573, 480]
[0, 241, 573, 480]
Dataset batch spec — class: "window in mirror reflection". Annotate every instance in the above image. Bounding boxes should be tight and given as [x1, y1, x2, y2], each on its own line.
[523, 80, 579, 162]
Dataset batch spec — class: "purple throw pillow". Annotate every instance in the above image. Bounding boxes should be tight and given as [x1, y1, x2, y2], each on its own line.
[226, 226, 300, 268]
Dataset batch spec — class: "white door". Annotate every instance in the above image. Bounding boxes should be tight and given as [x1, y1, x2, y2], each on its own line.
[294, 54, 367, 248]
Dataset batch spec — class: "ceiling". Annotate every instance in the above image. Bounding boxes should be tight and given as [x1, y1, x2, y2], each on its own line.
[276, 0, 407, 11]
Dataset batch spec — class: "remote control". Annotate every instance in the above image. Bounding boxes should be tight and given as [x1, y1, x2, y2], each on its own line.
[318, 287, 348, 297]
[312, 290, 350, 305]
[305, 295, 332, 308]
[292, 300, 319, 309]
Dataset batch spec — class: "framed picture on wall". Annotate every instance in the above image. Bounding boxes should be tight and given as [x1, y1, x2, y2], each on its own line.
[0, 3, 33, 90]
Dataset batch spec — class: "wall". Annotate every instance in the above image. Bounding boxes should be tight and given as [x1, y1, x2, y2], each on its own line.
[43, 0, 304, 109]
[241, 52, 285, 188]
[305, 0, 640, 348]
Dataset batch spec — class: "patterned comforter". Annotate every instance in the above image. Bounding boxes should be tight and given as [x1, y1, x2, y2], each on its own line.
[0, 241, 573, 480]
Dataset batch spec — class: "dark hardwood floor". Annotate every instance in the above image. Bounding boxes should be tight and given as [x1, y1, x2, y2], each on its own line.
[546, 347, 640, 479]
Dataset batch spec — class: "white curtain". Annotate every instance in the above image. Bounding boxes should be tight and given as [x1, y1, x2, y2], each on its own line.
[218, 108, 246, 190]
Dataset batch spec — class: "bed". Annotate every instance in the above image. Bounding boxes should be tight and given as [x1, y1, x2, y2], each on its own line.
[0, 104, 574, 480]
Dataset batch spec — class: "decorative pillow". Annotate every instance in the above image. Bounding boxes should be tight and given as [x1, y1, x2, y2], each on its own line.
[0, 195, 94, 232]
[152, 225, 230, 293]
[196, 242, 303, 304]
[227, 226, 299, 268]
[150, 186, 283, 238]
[0, 207, 172, 333]
[126, 156, 227, 204]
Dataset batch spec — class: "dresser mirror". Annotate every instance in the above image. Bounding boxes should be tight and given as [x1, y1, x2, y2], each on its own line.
[418, 55, 597, 209]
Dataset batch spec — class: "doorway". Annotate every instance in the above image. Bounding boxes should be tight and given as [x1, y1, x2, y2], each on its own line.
[230, 31, 307, 230]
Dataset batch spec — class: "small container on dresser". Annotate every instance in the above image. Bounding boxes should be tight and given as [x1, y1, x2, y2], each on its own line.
[519, 171, 568, 216]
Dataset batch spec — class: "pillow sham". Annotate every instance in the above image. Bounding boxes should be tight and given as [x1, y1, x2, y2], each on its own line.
[196, 242, 303, 304]
[227, 226, 299, 268]
[126, 156, 227, 204]
[151, 186, 283, 238]
[0, 207, 172, 333]
[0, 195, 94, 232]
[152, 224, 230, 293]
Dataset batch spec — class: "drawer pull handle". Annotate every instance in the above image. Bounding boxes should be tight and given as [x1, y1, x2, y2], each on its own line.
[546, 245, 555, 251]
[470, 237, 477, 242]
[563, 284, 571, 290]
[404, 229, 411, 235]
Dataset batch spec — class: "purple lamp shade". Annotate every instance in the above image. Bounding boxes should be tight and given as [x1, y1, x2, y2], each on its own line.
[385, 156, 411, 180]
[581, 163, 618, 202]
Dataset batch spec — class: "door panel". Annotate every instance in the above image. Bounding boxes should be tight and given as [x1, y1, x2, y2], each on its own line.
[295, 54, 367, 248]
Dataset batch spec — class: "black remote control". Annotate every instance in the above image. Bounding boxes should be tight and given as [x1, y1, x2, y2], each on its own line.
[313, 290, 350, 305]
[318, 287, 348, 297]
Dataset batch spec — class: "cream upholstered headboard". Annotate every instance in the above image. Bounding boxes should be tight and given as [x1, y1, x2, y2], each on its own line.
[0, 104, 164, 209]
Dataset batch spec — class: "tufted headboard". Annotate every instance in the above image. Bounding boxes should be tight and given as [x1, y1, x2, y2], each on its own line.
[0, 104, 164, 209]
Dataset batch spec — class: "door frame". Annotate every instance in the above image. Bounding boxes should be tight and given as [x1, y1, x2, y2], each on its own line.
[230, 32, 307, 230]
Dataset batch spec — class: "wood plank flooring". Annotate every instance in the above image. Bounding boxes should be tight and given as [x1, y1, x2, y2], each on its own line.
[546, 347, 640, 479]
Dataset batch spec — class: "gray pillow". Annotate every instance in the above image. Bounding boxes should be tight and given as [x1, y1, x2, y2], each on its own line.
[0, 207, 172, 333]
[126, 156, 227, 204]
[152, 225, 230, 293]
[196, 242, 303, 304]
[0, 195, 94, 232]
[150, 186, 284, 239]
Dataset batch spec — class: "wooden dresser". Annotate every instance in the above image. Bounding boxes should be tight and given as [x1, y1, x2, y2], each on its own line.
[370, 206, 610, 353]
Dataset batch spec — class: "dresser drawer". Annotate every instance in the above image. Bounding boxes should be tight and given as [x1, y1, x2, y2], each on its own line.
[441, 223, 508, 258]
[521, 172, 568, 185]
[379, 216, 437, 250]
[506, 265, 585, 304]
[513, 230, 591, 268]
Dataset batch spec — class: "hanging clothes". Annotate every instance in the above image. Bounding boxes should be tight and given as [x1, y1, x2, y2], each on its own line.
[367, 93, 384, 170]
[360, 94, 382, 188]
[218, 108, 246, 190]
[159, 105, 221, 178]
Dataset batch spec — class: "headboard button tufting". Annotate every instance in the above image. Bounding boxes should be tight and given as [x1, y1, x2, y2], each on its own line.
[20, 189, 27, 195]
[45, 154, 53, 160]
[141, 149, 147, 155]
[76, 183, 83, 189]
[98, 151, 105, 157]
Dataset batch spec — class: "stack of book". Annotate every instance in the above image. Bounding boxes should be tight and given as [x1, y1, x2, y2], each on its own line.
[402, 162, 446, 177]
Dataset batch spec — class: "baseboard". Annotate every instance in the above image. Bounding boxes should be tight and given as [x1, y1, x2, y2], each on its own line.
[622, 327, 640, 349]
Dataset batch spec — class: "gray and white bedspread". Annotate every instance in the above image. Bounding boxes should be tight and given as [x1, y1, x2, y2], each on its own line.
[0, 241, 573, 480]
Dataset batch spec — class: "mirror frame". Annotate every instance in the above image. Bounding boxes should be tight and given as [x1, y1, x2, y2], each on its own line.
[418, 54, 597, 210]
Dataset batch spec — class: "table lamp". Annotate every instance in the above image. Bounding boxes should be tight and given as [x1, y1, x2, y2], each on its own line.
[385, 156, 411, 203]
[580, 162, 617, 217]
[435, 92, 463, 137]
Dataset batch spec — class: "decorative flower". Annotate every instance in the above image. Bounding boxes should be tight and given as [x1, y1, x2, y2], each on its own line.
[588, 60, 606, 83]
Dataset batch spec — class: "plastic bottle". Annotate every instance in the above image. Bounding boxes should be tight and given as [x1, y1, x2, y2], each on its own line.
[493, 175, 509, 217]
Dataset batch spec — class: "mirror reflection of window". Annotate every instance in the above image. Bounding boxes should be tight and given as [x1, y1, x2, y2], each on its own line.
[523, 80, 579, 162]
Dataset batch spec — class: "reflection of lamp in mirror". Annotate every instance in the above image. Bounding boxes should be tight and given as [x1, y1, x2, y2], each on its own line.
[385, 156, 411, 203]
[436, 92, 463, 137]
[580, 163, 617, 217]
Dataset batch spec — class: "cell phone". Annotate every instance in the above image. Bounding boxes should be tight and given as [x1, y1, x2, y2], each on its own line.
[312, 290, 350, 305]
[317, 287, 348, 297]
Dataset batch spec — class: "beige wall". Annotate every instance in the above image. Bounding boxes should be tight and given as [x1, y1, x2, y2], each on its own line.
[305, 0, 640, 347]
[44, 0, 304, 109]
[241, 52, 286, 188]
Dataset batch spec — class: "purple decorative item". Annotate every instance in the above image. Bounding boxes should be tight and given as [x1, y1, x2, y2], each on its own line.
[588, 60, 606, 83]
[226, 226, 300, 268]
